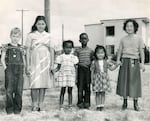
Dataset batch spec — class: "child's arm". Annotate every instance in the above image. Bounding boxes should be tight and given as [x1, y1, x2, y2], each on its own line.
[90, 61, 95, 85]
[51, 64, 61, 74]
[23, 55, 26, 67]
[108, 64, 118, 71]
[91, 70, 94, 84]
[74, 64, 78, 84]
[74, 64, 78, 72]
[25, 36, 32, 74]
[22, 46, 27, 68]
[90, 50, 95, 61]
[23, 53, 27, 75]
[1, 50, 6, 70]
[108, 60, 120, 71]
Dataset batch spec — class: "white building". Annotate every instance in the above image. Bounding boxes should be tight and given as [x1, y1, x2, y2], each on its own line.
[85, 17, 150, 56]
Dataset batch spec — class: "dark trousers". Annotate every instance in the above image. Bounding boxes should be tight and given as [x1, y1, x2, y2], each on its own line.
[5, 64, 24, 114]
[77, 65, 91, 108]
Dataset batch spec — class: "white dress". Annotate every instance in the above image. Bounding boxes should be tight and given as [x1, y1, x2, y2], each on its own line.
[55, 54, 78, 87]
[25, 31, 54, 88]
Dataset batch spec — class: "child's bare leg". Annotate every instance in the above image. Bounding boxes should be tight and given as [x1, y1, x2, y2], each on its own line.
[60, 87, 66, 109]
[96, 92, 100, 110]
[101, 91, 105, 106]
[99, 91, 105, 111]
[68, 87, 73, 107]
[96, 92, 100, 106]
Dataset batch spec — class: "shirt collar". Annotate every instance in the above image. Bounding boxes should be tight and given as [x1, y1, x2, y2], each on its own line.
[35, 31, 47, 35]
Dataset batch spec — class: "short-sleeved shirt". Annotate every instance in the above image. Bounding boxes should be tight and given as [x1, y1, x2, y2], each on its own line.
[118, 35, 144, 59]
[55, 53, 79, 87]
[75, 46, 93, 68]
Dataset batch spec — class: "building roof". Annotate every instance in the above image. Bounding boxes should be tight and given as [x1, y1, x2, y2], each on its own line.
[100, 17, 150, 24]
[85, 17, 150, 26]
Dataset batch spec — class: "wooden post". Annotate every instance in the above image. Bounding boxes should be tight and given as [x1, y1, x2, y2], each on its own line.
[62, 24, 64, 42]
[16, 9, 29, 45]
[44, 0, 50, 32]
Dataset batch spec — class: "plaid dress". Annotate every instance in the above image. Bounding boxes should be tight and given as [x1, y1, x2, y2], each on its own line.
[56, 54, 78, 87]
[91, 60, 111, 92]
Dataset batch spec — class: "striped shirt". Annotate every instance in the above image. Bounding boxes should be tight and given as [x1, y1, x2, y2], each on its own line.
[75, 46, 94, 68]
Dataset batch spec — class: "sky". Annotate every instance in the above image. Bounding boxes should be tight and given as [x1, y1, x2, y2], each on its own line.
[0, 0, 150, 47]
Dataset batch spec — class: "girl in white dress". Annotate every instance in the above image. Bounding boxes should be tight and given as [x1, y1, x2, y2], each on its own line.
[52, 40, 78, 110]
[25, 16, 54, 111]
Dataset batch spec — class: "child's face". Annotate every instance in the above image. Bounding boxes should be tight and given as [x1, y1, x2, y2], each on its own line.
[63, 43, 73, 54]
[125, 22, 134, 34]
[10, 33, 21, 44]
[96, 49, 105, 60]
[36, 20, 46, 33]
[79, 35, 89, 46]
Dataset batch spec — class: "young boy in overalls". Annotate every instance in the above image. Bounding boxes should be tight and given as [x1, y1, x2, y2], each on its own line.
[1, 27, 26, 114]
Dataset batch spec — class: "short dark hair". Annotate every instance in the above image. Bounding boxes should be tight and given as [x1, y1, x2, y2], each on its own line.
[79, 33, 88, 39]
[94, 45, 108, 60]
[123, 19, 139, 33]
[62, 40, 74, 48]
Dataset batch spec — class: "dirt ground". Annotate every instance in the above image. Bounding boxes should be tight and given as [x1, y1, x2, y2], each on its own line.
[0, 64, 150, 121]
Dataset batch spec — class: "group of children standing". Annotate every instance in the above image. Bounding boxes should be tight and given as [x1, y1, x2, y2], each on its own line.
[52, 33, 119, 111]
[0, 17, 145, 114]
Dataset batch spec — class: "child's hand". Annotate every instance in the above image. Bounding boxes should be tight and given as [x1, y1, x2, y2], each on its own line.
[25, 66, 31, 75]
[3, 65, 7, 70]
[75, 80, 78, 86]
[116, 61, 122, 66]
[140, 64, 145, 72]
[101, 72, 107, 78]
[50, 69, 55, 75]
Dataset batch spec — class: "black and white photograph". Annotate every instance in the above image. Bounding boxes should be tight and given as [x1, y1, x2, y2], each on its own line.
[0, 0, 150, 121]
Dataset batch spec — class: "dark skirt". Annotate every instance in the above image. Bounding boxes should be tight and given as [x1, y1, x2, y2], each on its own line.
[116, 58, 142, 98]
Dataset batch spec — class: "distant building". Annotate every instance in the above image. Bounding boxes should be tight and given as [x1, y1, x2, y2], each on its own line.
[85, 17, 150, 56]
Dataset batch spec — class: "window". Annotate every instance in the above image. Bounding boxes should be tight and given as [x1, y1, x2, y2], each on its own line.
[106, 45, 115, 56]
[106, 26, 115, 36]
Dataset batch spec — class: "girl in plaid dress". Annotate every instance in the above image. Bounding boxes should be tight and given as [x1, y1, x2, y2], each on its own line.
[91, 45, 118, 111]
[52, 40, 78, 110]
